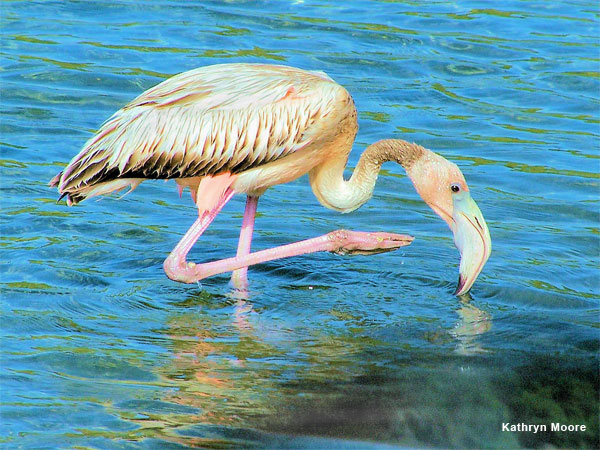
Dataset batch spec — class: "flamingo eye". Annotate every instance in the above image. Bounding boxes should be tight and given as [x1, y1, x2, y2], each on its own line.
[450, 183, 461, 193]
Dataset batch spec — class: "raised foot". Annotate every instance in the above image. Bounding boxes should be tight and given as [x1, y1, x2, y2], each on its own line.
[326, 229, 414, 256]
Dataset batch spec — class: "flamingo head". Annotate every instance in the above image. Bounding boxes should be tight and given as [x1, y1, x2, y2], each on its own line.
[405, 150, 491, 296]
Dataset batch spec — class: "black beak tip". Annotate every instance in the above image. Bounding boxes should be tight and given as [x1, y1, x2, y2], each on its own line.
[453, 274, 466, 296]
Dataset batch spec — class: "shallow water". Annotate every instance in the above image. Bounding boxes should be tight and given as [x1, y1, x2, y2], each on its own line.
[1, 1, 599, 448]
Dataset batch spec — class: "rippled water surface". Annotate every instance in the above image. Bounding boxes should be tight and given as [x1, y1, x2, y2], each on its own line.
[2, 1, 599, 448]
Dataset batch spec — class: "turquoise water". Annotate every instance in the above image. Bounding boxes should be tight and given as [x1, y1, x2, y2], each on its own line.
[1, 1, 599, 448]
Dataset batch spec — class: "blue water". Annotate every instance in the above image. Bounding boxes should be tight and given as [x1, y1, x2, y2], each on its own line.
[1, 1, 598, 448]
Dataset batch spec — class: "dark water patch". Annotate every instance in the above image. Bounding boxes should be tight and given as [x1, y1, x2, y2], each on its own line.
[261, 363, 516, 448]
[166, 289, 233, 310]
[2, 311, 96, 336]
[12, 351, 156, 383]
[45, 266, 113, 288]
[115, 398, 199, 416]
[445, 63, 491, 75]
[502, 356, 599, 449]
[259, 353, 598, 449]
[485, 285, 598, 310]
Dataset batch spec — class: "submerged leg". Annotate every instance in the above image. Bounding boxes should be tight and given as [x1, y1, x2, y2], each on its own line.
[166, 224, 413, 284]
[230, 195, 259, 289]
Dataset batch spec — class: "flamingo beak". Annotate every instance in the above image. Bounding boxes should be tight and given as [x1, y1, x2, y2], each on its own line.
[450, 191, 491, 296]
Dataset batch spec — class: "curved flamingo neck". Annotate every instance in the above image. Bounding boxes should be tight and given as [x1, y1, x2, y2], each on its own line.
[309, 139, 426, 213]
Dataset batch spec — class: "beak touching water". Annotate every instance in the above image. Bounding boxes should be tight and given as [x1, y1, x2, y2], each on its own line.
[450, 191, 491, 296]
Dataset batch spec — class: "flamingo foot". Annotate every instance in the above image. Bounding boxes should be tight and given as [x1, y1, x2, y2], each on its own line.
[326, 230, 414, 256]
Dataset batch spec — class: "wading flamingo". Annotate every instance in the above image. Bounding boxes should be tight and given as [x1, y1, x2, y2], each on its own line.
[50, 63, 491, 295]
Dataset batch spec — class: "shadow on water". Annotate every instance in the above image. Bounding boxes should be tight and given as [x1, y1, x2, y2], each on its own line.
[255, 354, 599, 449]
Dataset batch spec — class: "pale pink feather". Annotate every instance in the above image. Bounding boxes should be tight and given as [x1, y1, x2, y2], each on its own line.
[51, 64, 345, 205]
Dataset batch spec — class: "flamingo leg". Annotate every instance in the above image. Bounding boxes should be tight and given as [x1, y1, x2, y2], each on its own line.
[163, 189, 235, 282]
[230, 195, 259, 289]
[164, 206, 414, 284]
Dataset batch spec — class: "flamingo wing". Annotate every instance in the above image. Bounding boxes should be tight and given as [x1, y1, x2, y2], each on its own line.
[51, 64, 346, 204]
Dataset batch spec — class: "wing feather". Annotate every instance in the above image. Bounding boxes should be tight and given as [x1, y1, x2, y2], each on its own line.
[54, 64, 346, 203]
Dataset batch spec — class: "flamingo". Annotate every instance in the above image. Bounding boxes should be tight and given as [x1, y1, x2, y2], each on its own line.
[50, 63, 491, 295]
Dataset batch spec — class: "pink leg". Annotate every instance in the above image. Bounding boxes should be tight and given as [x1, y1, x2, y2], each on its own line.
[163, 189, 235, 282]
[164, 218, 414, 284]
[230, 196, 258, 289]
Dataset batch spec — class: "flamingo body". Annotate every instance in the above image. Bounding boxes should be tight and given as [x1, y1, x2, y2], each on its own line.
[51, 64, 355, 207]
[51, 63, 491, 295]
